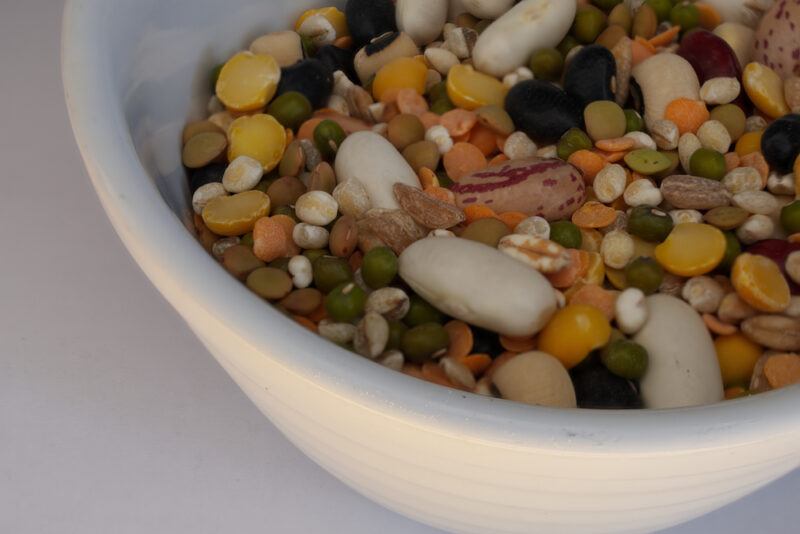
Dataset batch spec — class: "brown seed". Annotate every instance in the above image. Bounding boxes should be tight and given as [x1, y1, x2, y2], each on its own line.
[278, 140, 305, 177]
[222, 244, 266, 280]
[246, 267, 293, 300]
[764, 353, 800, 389]
[193, 213, 220, 252]
[266, 176, 307, 207]
[308, 161, 337, 193]
[741, 315, 800, 351]
[393, 183, 466, 229]
[329, 215, 359, 257]
[704, 206, 749, 230]
[182, 120, 224, 145]
[632, 4, 658, 39]
[357, 209, 427, 254]
[280, 288, 323, 316]
[660, 175, 732, 210]
[596, 25, 628, 50]
[182, 132, 227, 168]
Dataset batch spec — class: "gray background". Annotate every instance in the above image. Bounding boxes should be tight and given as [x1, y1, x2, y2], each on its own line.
[1, 1, 796, 532]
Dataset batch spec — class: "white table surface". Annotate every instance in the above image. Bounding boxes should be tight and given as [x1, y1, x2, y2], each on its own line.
[1, 1, 797, 533]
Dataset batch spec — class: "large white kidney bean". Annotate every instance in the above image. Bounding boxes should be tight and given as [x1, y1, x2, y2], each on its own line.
[396, 0, 448, 46]
[398, 237, 557, 336]
[335, 131, 421, 210]
[634, 294, 724, 409]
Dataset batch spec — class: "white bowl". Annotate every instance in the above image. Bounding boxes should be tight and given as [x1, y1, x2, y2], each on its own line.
[62, 1, 800, 532]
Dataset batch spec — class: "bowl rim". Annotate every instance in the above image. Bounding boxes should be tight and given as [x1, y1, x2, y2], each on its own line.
[61, 0, 800, 454]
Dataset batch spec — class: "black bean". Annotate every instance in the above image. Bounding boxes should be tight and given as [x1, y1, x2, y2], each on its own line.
[571, 364, 642, 409]
[189, 163, 226, 193]
[563, 45, 616, 107]
[505, 80, 583, 143]
[345, 0, 396, 47]
[276, 59, 333, 109]
[761, 114, 800, 174]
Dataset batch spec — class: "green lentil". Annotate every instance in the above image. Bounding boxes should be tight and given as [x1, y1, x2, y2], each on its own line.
[624, 149, 673, 175]
[313, 256, 353, 293]
[704, 206, 749, 231]
[386, 321, 408, 351]
[557, 127, 593, 161]
[461, 218, 511, 248]
[361, 246, 398, 289]
[387, 114, 425, 151]
[632, 4, 658, 39]
[780, 201, 800, 234]
[401, 323, 450, 363]
[624, 109, 644, 133]
[550, 221, 583, 249]
[608, 4, 633, 32]
[325, 282, 367, 323]
[405, 295, 443, 327]
[572, 5, 608, 44]
[280, 288, 323, 316]
[625, 257, 664, 295]
[246, 267, 293, 300]
[627, 206, 674, 243]
[690, 148, 727, 181]
[584, 101, 627, 141]
[601, 339, 649, 380]
[528, 48, 564, 82]
[710, 104, 746, 142]
[267, 91, 313, 131]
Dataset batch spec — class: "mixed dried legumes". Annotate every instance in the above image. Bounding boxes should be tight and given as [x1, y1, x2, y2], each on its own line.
[184, 0, 800, 409]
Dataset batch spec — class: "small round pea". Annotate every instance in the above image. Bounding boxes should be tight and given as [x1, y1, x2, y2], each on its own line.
[460, 218, 511, 248]
[601, 339, 649, 380]
[267, 91, 313, 131]
[718, 231, 742, 272]
[557, 35, 581, 57]
[361, 246, 398, 289]
[690, 148, 727, 181]
[572, 5, 608, 44]
[325, 282, 367, 323]
[401, 322, 450, 364]
[405, 295, 443, 327]
[557, 127, 593, 161]
[645, 0, 674, 22]
[670, 3, 700, 31]
[709, 104, 746, 142]
[313, 119, 346, 159]
[624, 109, 644, 133]
[625, 257, 664, 295]
[584, 101, 627, 141]
[550, 221, 583, 249]
[430, 98, 455, 115]
[246, 267, 293, 300]
[780, 200, 800, 234]
[386, 321, 408, 351]
[529, 48, 564, 82]
[594, 0, 623, 11]
[627, 206, 674, 243]
[313, 256, 353, 293]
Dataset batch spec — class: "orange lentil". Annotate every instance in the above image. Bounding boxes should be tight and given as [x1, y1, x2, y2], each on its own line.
[571, 201, 618, 228]
[664, 98, 710, 135]
[788, 233, 800, 244]
[296, 113, 372, 139]
[599, 150, 628, 163]
[648, 25, 681, 48]
[500, 335, 537, 352]
[485, 351, 519, 380]
[547, 249, 589, 289]
[635, 35, 657, 54]
[764, 354, 800, 389]
[381, 102, 400, 122]
[469, 123, 500, 156]
[419, 167, 440, 189]
[631, 38, 655, 66]
[419, 111, 441, 130]
[452, 132, 471, 143]
[271, 214, 301, 256]
[696, 3, 722, 30]
[333, 35, 353, 48]
[568, 149, 607, 184]
[567, 284, 618, 320]
[497, 211, 528, 231]
[424, 186, 456, 204]
[253, 216, 289, 262]
[444, 142, 488, 182]
[293, 315, 318, 333]
[724, 152, 740, 172]
[739, 152, 770, 187]
[595, 137, 636, 152]
[464, 204, 498, 224]
[702, 313, 738, 335]
[441, 108, 478, 137]
[725, 385, 748, 400]
[457, 353, 493, 377]
[396, 88, 429, 116]
[421, 361, 464, 389]
[444, 320, 474, 359]
[402, 363, 424, 379]
[488, 153, 509, 166]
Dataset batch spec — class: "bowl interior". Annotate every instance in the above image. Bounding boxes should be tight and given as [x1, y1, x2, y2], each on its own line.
[63, 0, 800, 453]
